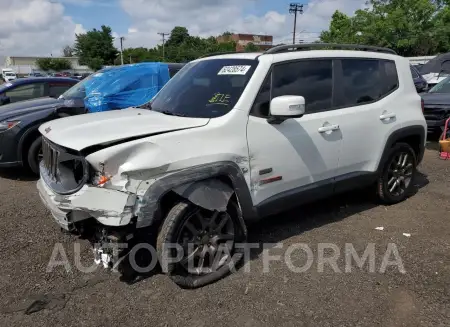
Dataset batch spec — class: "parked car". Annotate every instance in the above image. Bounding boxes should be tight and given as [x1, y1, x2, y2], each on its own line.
[36, 44, 426, 288]
[0, 63, 184, 174]
[0, 77, 78, 106]
[418, 53, 450, 88]
[420, 76, 450, 138]
[410, 65, 428, 93]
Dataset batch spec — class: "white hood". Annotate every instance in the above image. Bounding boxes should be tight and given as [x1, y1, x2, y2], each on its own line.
[39, 108, 209, 151]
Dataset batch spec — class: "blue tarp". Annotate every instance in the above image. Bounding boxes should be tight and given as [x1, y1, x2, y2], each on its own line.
[83, 62, 170, 112]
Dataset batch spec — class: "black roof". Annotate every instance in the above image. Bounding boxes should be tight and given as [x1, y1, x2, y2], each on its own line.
[7, 77, 79, 85]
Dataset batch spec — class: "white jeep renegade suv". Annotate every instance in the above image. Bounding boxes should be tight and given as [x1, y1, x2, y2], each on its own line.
[37, 44, 427, 288]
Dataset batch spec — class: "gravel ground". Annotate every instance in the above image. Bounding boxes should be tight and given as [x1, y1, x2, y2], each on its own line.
[0, 146, 449, 327]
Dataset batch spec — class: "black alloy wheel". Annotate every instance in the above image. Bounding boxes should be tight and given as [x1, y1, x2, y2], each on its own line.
[377, 143, 417, 204]
[157, 199, 246, 289]
[385, 151, 414, 197]
[176, 208, 235, 275]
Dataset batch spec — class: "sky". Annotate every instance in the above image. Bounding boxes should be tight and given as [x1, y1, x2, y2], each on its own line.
[0, 0, 369, 57]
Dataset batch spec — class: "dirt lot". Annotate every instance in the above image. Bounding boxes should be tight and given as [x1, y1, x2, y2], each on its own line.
[0, 146, 449, 327]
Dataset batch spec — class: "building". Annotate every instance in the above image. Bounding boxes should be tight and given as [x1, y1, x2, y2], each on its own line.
[2, 56, 92, 76]
[217, 33, 273, 52]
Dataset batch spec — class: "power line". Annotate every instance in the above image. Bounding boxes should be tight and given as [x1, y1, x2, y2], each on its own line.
[157, 32, 170, 61]
[289, 3, 304, 45]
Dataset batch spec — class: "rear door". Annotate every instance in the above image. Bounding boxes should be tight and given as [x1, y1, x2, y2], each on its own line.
[4, 83, 45, 103]
[333, 58, 401, 191]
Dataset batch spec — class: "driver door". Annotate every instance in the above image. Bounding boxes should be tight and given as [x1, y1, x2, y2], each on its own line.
[246, 59, 342, 213]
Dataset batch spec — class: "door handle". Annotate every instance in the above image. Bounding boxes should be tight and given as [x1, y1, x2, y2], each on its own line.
[318, 124, 340, 133]
[380, 112, 396, 120]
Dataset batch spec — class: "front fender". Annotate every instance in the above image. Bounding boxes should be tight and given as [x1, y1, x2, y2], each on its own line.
[135, 161, 256, 228]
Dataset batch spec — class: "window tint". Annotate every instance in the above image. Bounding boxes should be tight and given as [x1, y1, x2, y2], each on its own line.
[272, 60, 333, 114]
[410, 66, 419, 78]
[382, 60, 399, 93]
[5, 83, 45, 103]
[337, 59, 398, 107]
[49, 83, 73, 98]
[169, 69, 180, 78]
[251, 73, 271, 118]
[251, 60, 333, 117]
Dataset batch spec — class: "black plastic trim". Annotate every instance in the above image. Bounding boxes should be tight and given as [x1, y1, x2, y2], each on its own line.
[136, 161, 257, 228]
[377, 125, 426, 170]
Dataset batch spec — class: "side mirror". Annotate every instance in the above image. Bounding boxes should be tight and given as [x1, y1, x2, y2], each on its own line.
[267, 95, 305, 124]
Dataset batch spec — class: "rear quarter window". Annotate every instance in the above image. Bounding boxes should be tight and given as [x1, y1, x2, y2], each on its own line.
[336, 58, 398, 108]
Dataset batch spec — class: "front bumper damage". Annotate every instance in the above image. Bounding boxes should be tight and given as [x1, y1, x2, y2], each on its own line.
[37, 178, 143, 273]
[37, 178, 137, 231]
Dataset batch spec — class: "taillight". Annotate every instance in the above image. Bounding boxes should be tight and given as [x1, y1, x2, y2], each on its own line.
[421, 98, 424, 113]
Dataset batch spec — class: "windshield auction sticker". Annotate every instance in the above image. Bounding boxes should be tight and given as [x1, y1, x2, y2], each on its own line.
[218, 65, 251, 75]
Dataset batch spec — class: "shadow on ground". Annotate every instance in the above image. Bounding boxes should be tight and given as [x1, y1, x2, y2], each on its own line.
[0, 167, 38, 182]
[120, 171, 429, 285]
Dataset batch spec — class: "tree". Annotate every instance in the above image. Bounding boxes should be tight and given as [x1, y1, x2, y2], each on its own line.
[244, 42, 260, 52]
[35, 58, 53, 71]
[320, 0, 450, 56]
[35, 58, 72, 71]
[86, 57, 104, 71]
[62, 45, 74, 57]
[74, 25, 118, 67]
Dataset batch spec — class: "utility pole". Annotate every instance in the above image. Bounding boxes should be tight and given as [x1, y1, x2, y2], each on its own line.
[289, 3, 304, 45]
[157, 32, 169, 61]
[119, 36, 125, 65]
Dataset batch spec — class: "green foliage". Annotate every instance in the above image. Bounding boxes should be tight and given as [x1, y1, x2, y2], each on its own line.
[74, 25, 118, 68]
[244, 42, 260, 52]
[86, 57, 104, 71]
[320, 0, 450, 56]
[114, 26, 238, 64]
[35, 58, 72, 71]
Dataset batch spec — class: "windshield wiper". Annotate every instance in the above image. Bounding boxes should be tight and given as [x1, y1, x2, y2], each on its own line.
[158, 110, 187, 117]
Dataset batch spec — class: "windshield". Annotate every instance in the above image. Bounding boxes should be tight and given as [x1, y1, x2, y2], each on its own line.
[5, 72, 15, 76]
[60, 71, 99, 99]
[147, 58, 258, 118]
[428, 77, 450, 93]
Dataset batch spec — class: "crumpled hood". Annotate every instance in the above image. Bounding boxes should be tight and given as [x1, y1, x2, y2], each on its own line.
[39, 108, 210, 151]
[0, 97, 60, 121]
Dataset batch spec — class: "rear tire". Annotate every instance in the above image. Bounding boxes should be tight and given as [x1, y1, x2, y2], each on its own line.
[27, 136, 42, 175]
[377, 143, 417, 204]
[156, 198, 246, 289]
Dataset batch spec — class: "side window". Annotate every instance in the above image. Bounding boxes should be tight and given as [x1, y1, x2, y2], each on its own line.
[169, 69, 180, 78]
[251, 73, 272, 118]
[410, 66, 419, 78]
[382, 60, 399, 94]
[250, 60, 333, 117]
[49, 83, 74, 98]
[272, 60, 333, 114]
[337, 59, 382, 107]
[5, 83, 45, 102]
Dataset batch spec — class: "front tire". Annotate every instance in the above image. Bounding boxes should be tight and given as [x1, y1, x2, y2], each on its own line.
[156, 199, 246, 289]
[27, 136, 43, 175]
[377, 143, 417, 204]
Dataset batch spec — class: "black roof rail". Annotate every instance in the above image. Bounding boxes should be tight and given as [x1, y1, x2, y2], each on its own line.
[198, 51, 264, 59]
[264, 43, 397, 55]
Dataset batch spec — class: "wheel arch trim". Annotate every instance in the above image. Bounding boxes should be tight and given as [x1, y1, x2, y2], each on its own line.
[136, 161, 257, 228]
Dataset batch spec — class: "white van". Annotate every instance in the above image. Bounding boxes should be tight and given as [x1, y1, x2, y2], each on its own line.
[1, 68, 17, 82]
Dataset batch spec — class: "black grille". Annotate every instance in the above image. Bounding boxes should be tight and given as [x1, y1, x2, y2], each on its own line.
[42, 138, 60, 179]
[423, 106, 448, 121]
[40, 138, 89, 195]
